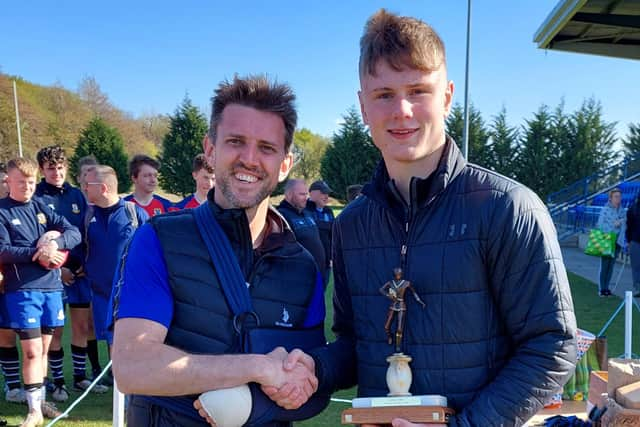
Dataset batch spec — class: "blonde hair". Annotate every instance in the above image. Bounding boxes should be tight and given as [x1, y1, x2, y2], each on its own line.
[359, 9, 446, 77]
[7, 158, 38, 178]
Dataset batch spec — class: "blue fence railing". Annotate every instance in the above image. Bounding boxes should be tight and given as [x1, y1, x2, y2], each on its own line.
[547, 156, 640, 241]
[547, 156, 640, 213]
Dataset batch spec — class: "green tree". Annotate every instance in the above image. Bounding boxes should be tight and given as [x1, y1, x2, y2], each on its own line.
[291, 128, 329, 182]
[488, 107, 519, 178]
[71, 117, 131, 193]
[158, 97, 208, 197]
[623, 122, 640, 158]
[446, 103, 491, 167]
[514, 105, 556, 197]
[320, 107, 380, 202]
[563, 98, 618, 185]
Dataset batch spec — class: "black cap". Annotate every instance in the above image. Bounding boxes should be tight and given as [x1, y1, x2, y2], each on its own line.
[309, 180, 332, 194]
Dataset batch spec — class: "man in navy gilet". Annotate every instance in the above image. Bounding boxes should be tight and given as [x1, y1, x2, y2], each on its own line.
[112, 75, 326, 426]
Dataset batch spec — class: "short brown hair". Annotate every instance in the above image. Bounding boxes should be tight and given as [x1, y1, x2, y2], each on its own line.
[209, 75, 297, 153]
[36, 145, 67, 168]
[87, 165, 118, 193]
[359, 9, 446, 77]
[192, 154, 214, 174]
[8, 158, 39, 178]
[129, 154, 160, 178]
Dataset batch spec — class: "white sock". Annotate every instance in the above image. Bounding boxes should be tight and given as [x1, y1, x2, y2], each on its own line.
[25, 388, 42, 412]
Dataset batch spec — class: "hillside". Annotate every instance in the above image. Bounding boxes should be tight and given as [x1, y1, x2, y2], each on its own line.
[0, 73, 168, 162]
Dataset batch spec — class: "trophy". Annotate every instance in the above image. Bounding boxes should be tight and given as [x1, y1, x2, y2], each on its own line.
[341, 268, 454, 425]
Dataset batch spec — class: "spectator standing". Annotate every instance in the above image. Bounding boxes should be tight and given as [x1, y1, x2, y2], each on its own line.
[596, 188, 626, 296]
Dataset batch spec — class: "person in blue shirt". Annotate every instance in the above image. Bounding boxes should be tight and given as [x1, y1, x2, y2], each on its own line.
[34, 145, 109, 401]
[83, 164, 148, 347]
[0, 162, 26, 405]
[305, 180, 335, 285]
[112, 75, 326, 427]
[0, 157, 81, 427]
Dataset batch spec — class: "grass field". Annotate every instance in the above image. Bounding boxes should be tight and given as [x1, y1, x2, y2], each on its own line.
[1, 272, 638, 426]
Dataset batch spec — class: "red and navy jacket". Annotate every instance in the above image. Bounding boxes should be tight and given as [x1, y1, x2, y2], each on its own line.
[173, 194, 203, 210]
[124, 194, 173, 217]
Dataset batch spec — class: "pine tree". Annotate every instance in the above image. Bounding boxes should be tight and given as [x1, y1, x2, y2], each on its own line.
[488, 107, 519, 178]
[514, 105, 555, 197]
[158, 97, 208, 197]
[564, 98, 618, 187]
[623, 122, 640, 158]
[71, 117, 131, 193]
[445, 103, 490, 167]
[320, 107, 380, 202]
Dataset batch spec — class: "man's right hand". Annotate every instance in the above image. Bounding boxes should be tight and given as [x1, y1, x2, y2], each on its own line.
[262, 348, 317, 409]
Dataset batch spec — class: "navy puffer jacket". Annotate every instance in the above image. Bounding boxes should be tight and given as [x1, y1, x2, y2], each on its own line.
[311, 138, 577, 427]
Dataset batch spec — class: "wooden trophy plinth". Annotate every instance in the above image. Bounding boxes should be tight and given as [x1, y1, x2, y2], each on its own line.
[341, 354, 454, 424]
[342, 405, 454, 425]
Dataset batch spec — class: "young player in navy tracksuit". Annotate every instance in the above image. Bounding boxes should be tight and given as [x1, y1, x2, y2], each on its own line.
[34, 145, 108, 401]
[0, 158, 81, 426]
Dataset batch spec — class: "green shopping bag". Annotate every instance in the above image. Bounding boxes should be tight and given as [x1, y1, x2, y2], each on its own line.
[584, 229, 616, 257]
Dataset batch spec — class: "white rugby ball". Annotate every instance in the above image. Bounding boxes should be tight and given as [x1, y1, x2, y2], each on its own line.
[198, 384, 252, 427]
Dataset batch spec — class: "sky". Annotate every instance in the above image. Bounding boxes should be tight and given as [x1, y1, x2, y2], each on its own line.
[1, 1, 638, 140]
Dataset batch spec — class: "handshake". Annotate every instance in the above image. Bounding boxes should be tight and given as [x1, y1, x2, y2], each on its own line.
[194, 347, 318, 427]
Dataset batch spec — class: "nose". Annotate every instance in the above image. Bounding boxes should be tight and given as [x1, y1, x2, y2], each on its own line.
[392, 97, 413, 120]
[238, 143, 260, 168]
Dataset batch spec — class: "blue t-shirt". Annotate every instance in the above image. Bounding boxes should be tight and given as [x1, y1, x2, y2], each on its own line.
[115, 223, 173, 328]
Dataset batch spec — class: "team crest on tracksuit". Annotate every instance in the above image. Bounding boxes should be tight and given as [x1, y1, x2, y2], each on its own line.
[71, 203, 80, 214]
[37, 213, 47, 224]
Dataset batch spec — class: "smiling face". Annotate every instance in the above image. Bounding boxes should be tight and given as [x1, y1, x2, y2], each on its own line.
[358, 60, 453, 171]
[204, 104, 293, 211]
[132, 164, 158, 196]
[41, 162, 67, 188]
[7, 168, 36, 203]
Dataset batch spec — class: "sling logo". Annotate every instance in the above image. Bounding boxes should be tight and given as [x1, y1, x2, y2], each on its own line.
[275, 307, 292, 328]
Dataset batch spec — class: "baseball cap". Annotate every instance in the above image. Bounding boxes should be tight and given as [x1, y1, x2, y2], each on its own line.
[309, 180, 332, 194]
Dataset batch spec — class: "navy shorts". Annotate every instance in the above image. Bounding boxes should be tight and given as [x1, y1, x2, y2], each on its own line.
[65, 276, 92, 306]
[4, 290, 65, 330]
[0, 293, 9, 329]
[91, 294, 113, 344]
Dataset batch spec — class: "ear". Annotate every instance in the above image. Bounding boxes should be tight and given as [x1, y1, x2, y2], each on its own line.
[443, 80, 455, 117]
[203, 134, 215, 168]
[278, 152, 294, 183]
[358, 90, 369, 125]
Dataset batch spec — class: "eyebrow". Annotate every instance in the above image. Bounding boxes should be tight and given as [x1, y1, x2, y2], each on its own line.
[227, 133, 279, 148]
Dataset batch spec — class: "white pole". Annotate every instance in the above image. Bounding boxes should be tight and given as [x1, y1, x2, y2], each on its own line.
[113, 380, 125, 427]
[12, 80, 23, 157]
[462, 0, 472, 159]
[625, 291, 633, 358]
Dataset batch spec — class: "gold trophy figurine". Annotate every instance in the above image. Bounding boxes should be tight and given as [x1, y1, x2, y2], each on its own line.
[380, 268, 425, 396]
[341, 268, 453, 424]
